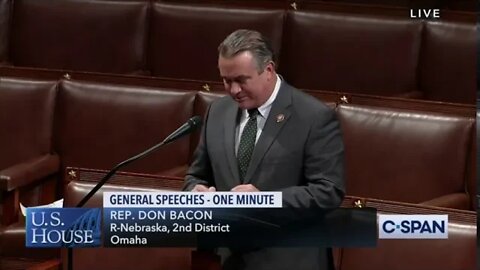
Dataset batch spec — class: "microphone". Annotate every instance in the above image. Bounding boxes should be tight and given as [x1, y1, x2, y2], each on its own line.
[163, 115, 203, 145]
[76, 115, 203, 207]
[68, 116, 203, 270]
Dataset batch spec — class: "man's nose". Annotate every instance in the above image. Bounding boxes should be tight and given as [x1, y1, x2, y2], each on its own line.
[229, 82, 241, 95]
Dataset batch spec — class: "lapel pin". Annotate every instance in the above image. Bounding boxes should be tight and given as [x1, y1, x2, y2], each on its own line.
[276, 114, 285, 123]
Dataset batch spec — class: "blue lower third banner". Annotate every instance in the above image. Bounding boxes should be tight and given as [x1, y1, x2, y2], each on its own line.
[103, 207, 378, 248]
[24, 207, 376, 248]
[26, 208, 101, 248]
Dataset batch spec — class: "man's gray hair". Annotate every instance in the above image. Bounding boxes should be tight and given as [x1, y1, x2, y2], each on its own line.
[218, 29, 275, 72]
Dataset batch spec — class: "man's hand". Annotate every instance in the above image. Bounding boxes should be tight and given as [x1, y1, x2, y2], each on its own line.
[192, 184, 216, 192]
[231, 184, 259, 192]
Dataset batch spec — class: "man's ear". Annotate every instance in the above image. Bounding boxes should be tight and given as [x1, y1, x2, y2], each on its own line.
[265, 61, 275, 78]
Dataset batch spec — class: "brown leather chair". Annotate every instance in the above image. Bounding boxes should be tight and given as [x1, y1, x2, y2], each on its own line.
[419, 14, 477, 104]
[337, 103, 475, 209]
[149, 1, 284, 81]
[0, 77, 59, 226]
[10, 0, 149, 74]
[191, 91, 225, 159]
[54, 79, 197, 189]
[279, 3, 422, 97]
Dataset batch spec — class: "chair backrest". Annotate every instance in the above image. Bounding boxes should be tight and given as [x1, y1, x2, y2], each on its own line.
[149, 1, 284, 81]
[11, 0, 148, 74]
[337, 103, 474, 205]
[0, 77, 57, 169]
[54, 80, 196, 181]
[280, 3, 421, 96]
[419, 14, 477, 104]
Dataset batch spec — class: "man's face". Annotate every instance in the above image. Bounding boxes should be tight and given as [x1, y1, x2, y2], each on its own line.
[218, 51, 275, 110]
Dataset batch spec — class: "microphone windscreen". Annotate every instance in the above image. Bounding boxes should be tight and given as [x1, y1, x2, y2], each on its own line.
[189, 115, 203, 129]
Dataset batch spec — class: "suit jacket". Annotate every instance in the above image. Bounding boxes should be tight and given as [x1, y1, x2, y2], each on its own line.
[184, 81, 345, 270]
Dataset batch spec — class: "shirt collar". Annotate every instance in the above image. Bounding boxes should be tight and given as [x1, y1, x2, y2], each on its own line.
[257, 74, 281, 117]
[243, 74, 281, 119]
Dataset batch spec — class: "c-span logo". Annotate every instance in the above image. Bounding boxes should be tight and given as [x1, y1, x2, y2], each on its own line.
[26, 208, 101, 248]
[378, 214, 448, 239]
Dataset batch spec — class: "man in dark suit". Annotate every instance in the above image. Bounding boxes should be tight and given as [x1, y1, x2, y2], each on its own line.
[184, 29, 345, 270]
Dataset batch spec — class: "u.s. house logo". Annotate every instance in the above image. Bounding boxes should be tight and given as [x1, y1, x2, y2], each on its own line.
[26, 208, 102, 248]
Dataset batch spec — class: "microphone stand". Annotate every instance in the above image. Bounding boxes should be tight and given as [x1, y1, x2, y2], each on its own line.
[67, 117, 202, 270]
